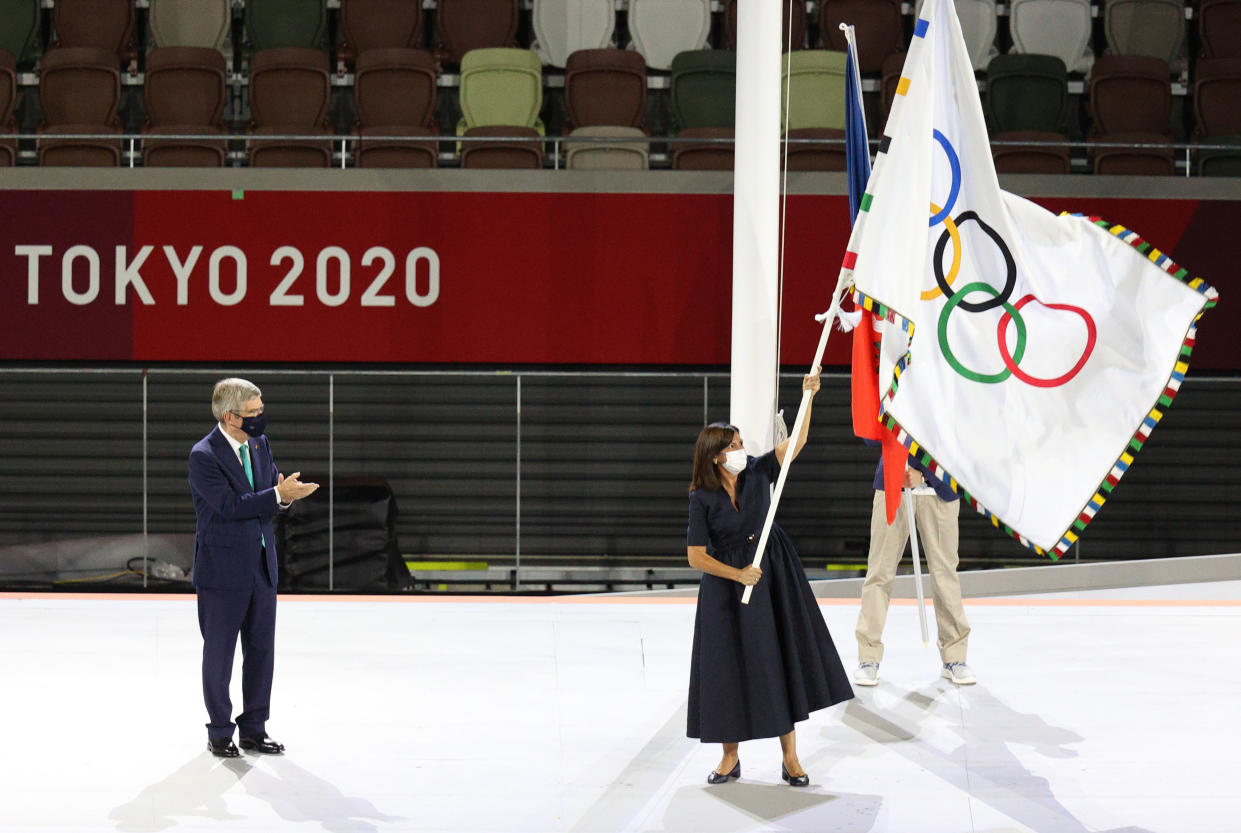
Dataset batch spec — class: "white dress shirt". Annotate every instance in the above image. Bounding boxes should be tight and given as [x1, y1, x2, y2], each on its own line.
[217, 424, 286, 505]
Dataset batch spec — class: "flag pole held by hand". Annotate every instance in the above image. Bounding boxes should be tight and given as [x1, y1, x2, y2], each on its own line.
[740, 283, 849, 606]
[904, 488, 931, 647]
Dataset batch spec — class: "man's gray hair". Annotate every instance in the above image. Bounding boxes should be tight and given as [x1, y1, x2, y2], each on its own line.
[212, 377, 262, 421]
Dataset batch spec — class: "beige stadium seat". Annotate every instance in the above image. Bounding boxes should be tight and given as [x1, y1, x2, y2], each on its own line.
[148, 0, 231, 50]
[531, 0, 615, 68]
[565, 126, 648, 170]
[627, 0, 710, 71]
[1008, 0, 1094, 74]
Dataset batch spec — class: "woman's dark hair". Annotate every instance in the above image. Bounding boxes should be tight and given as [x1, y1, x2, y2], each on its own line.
[690, 422, 739, 492]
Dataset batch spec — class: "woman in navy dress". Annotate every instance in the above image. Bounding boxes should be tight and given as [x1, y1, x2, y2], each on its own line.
[686, 370, 853, 786]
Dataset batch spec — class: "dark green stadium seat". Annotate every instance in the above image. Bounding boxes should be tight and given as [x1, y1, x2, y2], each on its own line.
[0, 0, 41, 69]
[1197, 137, 1241, 176]
[245, 0, 327, 51]
[984, 53, 1071, 135]
[670, 49, 736, 131]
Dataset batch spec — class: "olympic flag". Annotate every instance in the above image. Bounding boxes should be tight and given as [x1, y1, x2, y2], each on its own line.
[841, 0, 1219, 556]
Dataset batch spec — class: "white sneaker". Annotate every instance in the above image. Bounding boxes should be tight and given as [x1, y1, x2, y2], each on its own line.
[941, 662, 976, 685]
[854, 662, 880, 686]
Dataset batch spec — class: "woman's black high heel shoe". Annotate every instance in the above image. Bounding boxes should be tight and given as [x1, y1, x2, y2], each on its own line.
[781, 763, 809, 787]
[707, 761, 741, 784]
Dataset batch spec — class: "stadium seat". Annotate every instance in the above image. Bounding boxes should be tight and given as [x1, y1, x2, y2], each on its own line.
[1089, 56, 1173, 173]
[1198, 0, 1241, 58]
[248, 124, 332, 166]
[564, 48, 646, 130]
[1194, 58, 1241, 138]
[985, 55, 1072, 174]
[144, 47, 228, 128]
[245, 0, 327, 51]
[143, 125, 227, 166]
[355, 125, 438, 167]
[1089, 55, 1172, 135]
[819, 0, 903, 73]
[781, 49, 846, 132]
[52, 0, 135, 62]
[1197, 138, 1241, 175]
[992, 130, 1072, 173]
[459, 47, 543, 129]
[340, 0, 425, 64]
[249, 47, 331, 128]
[436, 0, 520, 66]
[1192, 58, 1241, 172]
[459, 124, 543, 168]
[148, 0, 232, 51]
[783, 127, 845, 170]
[39, 124, 122, 166]
[627, 0, 711, 71]
[0, 48, 15, 165]
[1091, 132, 1175, 173]
[39, 47, 121, 127]
[354, 47, 437, 129]
[670, 49, 736, 131]
[724, 0, 807, 51]
[564, 125, 649, 169]
[531, 0, 616, 68]
[672, 125, 734, 170]
[1103, 0, 1188, 75]
[0, 0, 41, 69]
[984, 54, 1070, 135]
[1008, 0, 1093, 74]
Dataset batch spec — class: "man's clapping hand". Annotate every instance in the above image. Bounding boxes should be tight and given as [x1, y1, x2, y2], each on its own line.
[278, 472, 320, 501]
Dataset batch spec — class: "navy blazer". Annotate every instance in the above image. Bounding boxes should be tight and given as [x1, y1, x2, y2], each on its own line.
[188, 426, 283, 589]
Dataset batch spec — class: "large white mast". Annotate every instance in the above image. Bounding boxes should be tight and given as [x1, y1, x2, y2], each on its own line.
[729, 0, 783, 453]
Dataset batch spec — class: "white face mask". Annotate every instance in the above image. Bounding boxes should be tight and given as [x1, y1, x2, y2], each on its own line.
[721, 449, 747, 474]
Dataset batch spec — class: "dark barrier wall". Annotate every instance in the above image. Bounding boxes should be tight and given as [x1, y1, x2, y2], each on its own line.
[1, 177, 1239, 369]
[0, 371, 1237, 574]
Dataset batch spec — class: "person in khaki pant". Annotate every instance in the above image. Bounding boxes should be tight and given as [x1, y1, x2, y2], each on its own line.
[854, 450, 975, 686]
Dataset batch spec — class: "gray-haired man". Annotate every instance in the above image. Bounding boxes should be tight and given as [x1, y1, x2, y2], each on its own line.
[188, 378, 318, 757]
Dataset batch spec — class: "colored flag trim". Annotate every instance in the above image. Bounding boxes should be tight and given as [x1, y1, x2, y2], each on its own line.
[1063, 213, 1220, 310]
[851, 287, 915, 335]
[870, 215, 1217, 560]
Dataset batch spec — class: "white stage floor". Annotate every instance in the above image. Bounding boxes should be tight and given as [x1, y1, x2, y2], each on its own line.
[1, 581, 1238, 833]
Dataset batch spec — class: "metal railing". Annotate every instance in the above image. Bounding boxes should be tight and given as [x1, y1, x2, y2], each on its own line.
[13, 130, 1241, 175]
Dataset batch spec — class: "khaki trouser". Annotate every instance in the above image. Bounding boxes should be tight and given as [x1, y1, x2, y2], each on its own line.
[855, 490, 970, 664]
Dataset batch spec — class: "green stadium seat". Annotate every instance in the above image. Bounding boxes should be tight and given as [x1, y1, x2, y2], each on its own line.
[780, 49, 846, 132]
[670, 49, 735, 131]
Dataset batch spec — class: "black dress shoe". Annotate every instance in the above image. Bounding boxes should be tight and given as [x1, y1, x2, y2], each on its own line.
[207, 738, 240, 758]
[781, 763, 809, 787]
[239, 734, 285, 754]
[707, 761, 740, 784]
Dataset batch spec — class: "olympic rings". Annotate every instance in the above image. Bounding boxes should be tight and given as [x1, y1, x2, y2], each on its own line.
[928, 130, 960, 226]
[921, 203, 960, 301]
[933, 211, 1016, 313]
[997, 295, 1097, 388]
[922, 129, 1095, 389]
[938, 282, 1027, 384]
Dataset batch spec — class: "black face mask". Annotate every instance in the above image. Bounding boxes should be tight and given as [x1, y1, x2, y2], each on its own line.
[235, 412, 267, 437]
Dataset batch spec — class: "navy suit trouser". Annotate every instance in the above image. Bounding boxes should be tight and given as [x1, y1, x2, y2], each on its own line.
[197, 558, 277, 740]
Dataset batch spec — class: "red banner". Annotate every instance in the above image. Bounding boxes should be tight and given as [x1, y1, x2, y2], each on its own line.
[0, 189, 1234, 367]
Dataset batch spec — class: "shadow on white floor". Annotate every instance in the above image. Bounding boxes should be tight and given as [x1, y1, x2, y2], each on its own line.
[1, 581, 1238, 832]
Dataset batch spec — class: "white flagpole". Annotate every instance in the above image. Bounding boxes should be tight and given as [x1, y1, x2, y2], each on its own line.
[739, 21, 867, 607]
[739, 278, 851, 606]
[903, 488, 931, 647]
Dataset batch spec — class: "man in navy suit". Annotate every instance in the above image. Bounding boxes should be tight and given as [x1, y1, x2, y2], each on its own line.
[188, 377, 318, 758]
